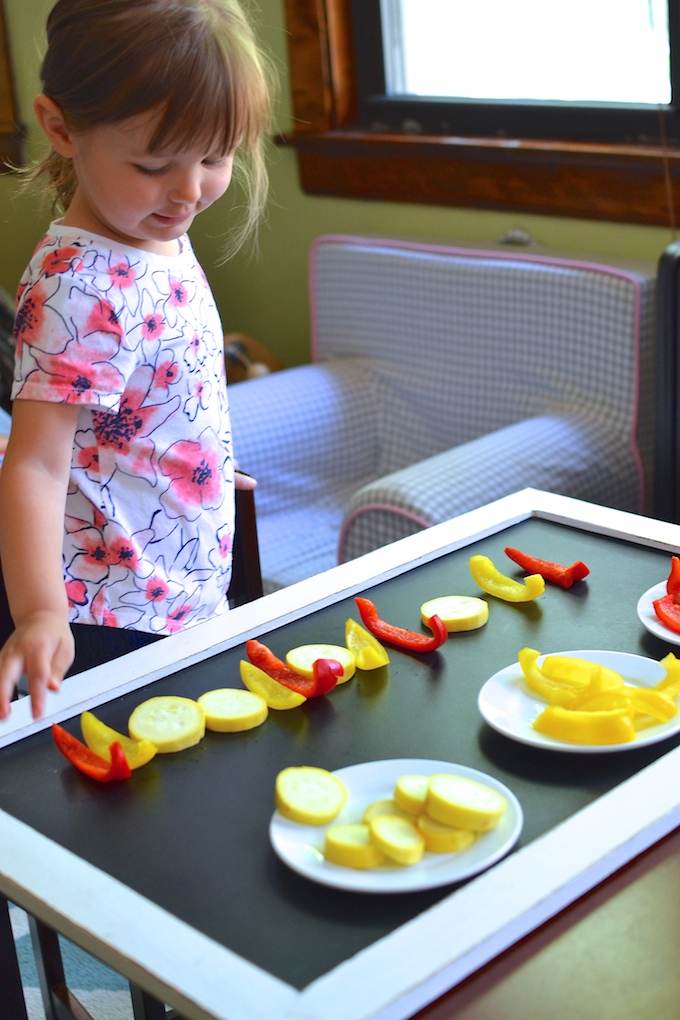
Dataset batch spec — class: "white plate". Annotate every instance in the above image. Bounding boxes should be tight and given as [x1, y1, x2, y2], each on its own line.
[637, 581, 680, 646]
[269, 758, 523, 893]
[478, 649, 680, 753]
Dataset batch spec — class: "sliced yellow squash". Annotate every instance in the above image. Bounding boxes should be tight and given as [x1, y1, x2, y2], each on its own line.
[368, 814, 425, 865]
[275, 766, 347, 825]
[393, 774, 429, 815]
[416, 813, 476, 854]
[426, 773, 507, 832]
[324, 823, 387, 869]
[362, 797, 414, 823]
[128, 696, 205, 753]
[197, 688, 268, 732]
[420, 595, 489, 632]
[286, 643, 356, 684]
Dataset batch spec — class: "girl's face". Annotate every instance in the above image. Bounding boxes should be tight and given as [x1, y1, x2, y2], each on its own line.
[63, 109, 235, 255]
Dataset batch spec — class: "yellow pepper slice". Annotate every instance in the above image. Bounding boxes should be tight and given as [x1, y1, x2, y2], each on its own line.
[533, 704, 636, 744]
[655, 652, 680, 698]
[470, 555, 545, 602]
[81, 711, 157, 769]
[541, 655, 625, 692]
[344, 618, 390, 670]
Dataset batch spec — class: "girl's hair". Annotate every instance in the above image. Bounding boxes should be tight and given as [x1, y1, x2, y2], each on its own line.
[31, 0, 274, 256]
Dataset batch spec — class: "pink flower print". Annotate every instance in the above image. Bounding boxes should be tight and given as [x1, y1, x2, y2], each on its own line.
[107, 534, 139, 572]
[153, 357, 179, 392]
[41, 245, 82, 277]
[65, 579, 88, 609]
[145, 575, 169, 602]
[33, 336, 125, 403]
[142, 311, 165, 340]
[14, 282, 47, 348]
[216, 524, 231, 559]
[84, 298, 122, 341]
[159, 429, 224, 521]
[107, 262, 136, 289]
[90, 586, 118, 627]
[92, 367, 180, 483]
[183, 332, 204, 371]
[69, 525, 111, 583]
[183, 377, 211, 422]
[73, 431, 100, 482]
[165, 599, 196, 633]
[168, 279, 188, 307]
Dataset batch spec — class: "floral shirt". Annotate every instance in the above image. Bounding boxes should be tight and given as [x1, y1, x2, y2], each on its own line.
[12, 223, 234, 634]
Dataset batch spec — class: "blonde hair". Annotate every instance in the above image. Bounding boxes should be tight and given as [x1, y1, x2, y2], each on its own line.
[30, 0, 274, 257]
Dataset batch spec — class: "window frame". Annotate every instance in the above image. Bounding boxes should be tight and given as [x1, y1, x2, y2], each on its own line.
[354, 0, 680, 145]
[282, 0, 680, 227]
[0, 2, 22, 171]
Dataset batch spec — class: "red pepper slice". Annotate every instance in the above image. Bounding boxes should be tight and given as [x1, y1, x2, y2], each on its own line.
[504, 547, 590, 589]
[52, 723, 132, 782]
[245, 640, 341, 697]
[354, 597, 448, 652]
[653, 594, 680, 635]
[667, 556, 680, 597]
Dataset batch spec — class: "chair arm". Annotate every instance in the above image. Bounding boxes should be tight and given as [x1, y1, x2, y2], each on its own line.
[339, 414, 641, 563]
[228, 359, 380, 516]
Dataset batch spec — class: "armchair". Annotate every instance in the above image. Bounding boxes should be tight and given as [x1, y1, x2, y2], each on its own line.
[228, 235, 656, 593]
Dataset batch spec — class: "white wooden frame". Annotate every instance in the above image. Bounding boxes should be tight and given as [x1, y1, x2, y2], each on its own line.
[1, 488, 680, 1020]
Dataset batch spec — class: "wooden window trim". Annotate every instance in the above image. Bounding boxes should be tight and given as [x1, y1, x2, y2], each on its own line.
[0, 2, 23, 171]
[282, 0, 680, 228]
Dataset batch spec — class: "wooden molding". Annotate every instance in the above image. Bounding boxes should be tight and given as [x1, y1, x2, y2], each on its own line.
[283, 0, 680, 227]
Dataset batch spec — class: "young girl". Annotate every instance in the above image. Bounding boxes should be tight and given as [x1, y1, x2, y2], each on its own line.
[0, 0, 273, 719]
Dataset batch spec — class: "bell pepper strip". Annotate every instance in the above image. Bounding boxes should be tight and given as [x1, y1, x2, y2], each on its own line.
[667, 556, 680, 597]
[656, 652, 680, 698]
[532, 704, 636, 745]
[541, 655, 625, 693]
[652, 593, 680, 635]
[621, 686, 678, 723]
[80, 711, 157, 769]
[469, 555, 545, 602]
[345, 618, 390, 670]
[52, 723, 132, 782]
[354, 597, 448, 652]
[245, 640, 341, 697]
[504, 547, 589, 588]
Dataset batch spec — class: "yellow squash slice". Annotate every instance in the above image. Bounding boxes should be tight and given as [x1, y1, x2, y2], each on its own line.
[368, 814, 425, 865]
[420, 595, 488, 633]
[286, 643, 356, 684]
[324, 823, 387, 869]
[426, 773, 507, 832]
[393, 774, 429, 815]
[128, 696, 205, 753]
[275, 766, 347, 825]
[416, 814, 476, 854]
[197, 688, 268, 732]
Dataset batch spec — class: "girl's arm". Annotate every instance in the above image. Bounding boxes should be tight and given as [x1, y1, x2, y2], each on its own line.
[0, 400, 80, 719]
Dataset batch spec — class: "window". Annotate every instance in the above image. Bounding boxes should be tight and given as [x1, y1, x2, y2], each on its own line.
[283, 0, 680, 226]
[357, 0, 676, 144]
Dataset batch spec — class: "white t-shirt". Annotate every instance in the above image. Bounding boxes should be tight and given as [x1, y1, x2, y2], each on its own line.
[12, 223, 234, 634]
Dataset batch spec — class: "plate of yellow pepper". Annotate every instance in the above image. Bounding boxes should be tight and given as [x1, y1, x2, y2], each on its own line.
[478, 649, 680, 752]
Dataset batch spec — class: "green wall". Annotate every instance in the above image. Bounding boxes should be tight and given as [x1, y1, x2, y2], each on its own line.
[1, 0, 675, 366]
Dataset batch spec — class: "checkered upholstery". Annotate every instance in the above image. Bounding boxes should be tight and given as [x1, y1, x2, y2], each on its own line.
[228, 236, 656, 592]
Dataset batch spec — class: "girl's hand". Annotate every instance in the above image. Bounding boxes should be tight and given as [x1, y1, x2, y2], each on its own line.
[235, 468, 257, 491]
[0, 611, 74, 720]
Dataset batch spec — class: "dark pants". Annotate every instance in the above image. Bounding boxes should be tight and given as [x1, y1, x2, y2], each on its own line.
[68, 623, 164, 676]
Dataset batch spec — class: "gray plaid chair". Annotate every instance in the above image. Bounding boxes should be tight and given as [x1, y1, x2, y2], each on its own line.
[228, 235, 656, 593]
